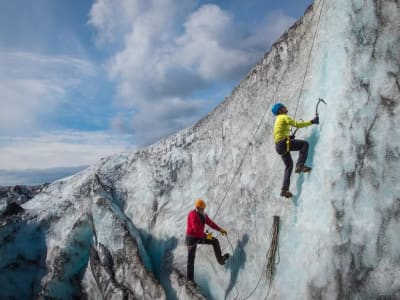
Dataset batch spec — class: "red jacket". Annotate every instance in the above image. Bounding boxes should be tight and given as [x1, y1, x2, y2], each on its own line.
[186, 209, 221, 238]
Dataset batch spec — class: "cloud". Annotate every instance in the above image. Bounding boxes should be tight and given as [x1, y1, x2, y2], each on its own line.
[88, 0, 148, 46]
[105, 3, 254, 103]
[0, 51, 98, 135]
[0, 51, 96, 82]
[171, 4, 256, 81]
[89, 0, 296, 146]
[0, 79, 64, 134]
[113, 97, 208, 145]
[0, 131, 134, 170]
[110, 98, 206, 145]
[245, 10, 297, 50]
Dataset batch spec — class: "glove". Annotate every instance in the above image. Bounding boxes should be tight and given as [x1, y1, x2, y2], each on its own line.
[219, 228, 227, 236]
[311, 116, 319, 124]
[206, 232, 213, 240]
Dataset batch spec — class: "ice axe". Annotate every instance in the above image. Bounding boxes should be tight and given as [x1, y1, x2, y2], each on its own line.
[291, 98, 326, 138]
[315, 98, 326, 117]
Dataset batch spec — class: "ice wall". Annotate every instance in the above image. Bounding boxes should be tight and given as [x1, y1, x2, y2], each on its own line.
[0, 0, 399, 299]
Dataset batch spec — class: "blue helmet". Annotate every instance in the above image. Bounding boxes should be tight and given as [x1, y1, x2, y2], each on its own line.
[271, 103, 284, 116]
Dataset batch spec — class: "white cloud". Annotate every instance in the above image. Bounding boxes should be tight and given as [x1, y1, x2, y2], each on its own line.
[89, 0, 296, 145]
[171, 4, 264, 81]
[132, 97, 207, 145]
[0, 79, 64, 134]
[89, 0, 148, 46]
[0, 51, 96, 81]
[89, 0, 195, 48]
[0, 131, 135, 170]
[245, 10, 297, 49]
[110, 97, 207, 145]
[0, 51, 98, 135]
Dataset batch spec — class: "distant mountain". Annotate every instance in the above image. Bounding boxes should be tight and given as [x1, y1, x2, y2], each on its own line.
[0, 166, 88, 186]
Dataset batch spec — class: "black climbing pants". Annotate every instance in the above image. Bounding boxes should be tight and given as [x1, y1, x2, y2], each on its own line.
[186, 236, 223, 281]
[275, 138, 309, 191]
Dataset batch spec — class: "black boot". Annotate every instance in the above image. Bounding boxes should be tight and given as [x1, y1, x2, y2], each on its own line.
[218, 253, 230, 265]
[295, 165, 312, 173]
[280, 190, 293, 198]
[222, 253, 230, 264]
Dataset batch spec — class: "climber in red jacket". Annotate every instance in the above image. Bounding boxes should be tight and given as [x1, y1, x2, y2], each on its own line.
[186, 199, 229, 282]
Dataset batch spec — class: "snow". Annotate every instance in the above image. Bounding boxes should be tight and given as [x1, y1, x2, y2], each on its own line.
[1, 0, 400, 299]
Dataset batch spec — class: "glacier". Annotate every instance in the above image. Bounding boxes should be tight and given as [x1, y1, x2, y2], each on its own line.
[1, 0, 400, 299]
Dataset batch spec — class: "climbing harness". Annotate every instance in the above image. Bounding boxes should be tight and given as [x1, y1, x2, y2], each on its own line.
[285, 137, 291, 154]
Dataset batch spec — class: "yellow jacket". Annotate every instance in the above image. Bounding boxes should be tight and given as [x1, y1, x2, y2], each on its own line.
[273, 114, 312, 143]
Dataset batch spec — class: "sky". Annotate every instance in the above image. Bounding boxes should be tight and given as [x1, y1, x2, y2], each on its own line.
[0, 0, 313, 185]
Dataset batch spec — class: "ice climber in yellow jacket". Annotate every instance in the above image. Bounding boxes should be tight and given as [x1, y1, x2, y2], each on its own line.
[271, 103, 319, 198]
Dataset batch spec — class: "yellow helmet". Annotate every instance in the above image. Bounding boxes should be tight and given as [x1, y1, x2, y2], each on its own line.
[195, 199, 206, 209]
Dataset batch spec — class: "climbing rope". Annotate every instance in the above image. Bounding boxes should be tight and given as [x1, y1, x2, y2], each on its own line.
[242, 216, 280, 300]
[242, 253, 268, 300]
[265, 216, 280, 280]
[212, 0, 326, 220]
[293, 0, 326, 119]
